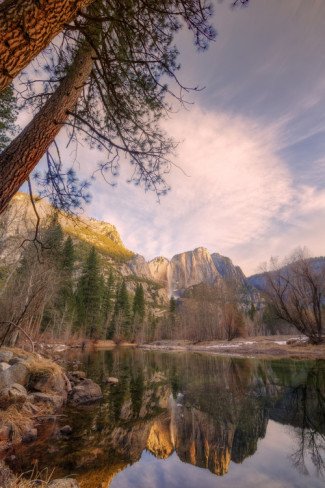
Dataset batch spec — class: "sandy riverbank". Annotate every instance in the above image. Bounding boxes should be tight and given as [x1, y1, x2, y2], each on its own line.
[139, 335, 325, 360]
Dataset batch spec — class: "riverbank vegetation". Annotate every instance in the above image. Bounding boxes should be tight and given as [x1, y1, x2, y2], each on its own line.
[0, 216, 152, 348]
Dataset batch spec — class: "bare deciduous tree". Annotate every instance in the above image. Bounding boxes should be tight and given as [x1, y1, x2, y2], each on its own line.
[264, 249, 325, 345]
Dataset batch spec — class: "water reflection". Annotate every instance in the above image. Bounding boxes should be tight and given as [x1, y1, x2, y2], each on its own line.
[9, 350, 325, 487]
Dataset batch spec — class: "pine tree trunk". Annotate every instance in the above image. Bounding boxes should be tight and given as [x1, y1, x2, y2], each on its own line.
[0, 0, 94, 92]
[0, 46, 94, 213]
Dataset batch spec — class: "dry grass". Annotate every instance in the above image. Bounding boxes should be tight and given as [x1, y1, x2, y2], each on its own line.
[2, 347, 30, 360]
[0, 405, 34, 440]
[7, 467, 55, 488]
[2, 347, 63, 376]
[25, 355, 62, 377]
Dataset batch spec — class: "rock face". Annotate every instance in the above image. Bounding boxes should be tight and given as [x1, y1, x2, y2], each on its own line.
[149, 248, 221, 294]
[148, 256, 170, 285]
[170, 248, 220, 292]
[211, 253, 246, 286]
[127, 254, 152, 278]
[149, 248, 248, 296]
[0, 193, 132, 264]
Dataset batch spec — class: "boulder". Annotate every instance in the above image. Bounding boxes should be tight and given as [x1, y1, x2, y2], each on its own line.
[31, 392, 65, 409]
[2, 383, 27, 405]
[8, 357, 25, 366]
[22, 428, 37, 443]
[69, 379, 102, 405]
[0, 362, 29, 390]
[105, 377, 119, 385]
[28, 370, 66, 395]
[0, 351, 13, 363]
[0, 363, 10, 372]
[48, 480, 79, 488]
[60, 425, 72, 436]
[68, 371, 87, 380]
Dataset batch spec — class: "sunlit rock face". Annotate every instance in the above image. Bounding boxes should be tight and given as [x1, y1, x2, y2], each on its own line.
[172, 406, 232, 476]
[148, 256, 170, 286]
[0, 193, 131, 263]
[169, 247, 221, 292]
[126, 254, 152, 278]
[149, 248, 223, 295]
[146, 416, 174, 459]
[211, 253, 246, 286]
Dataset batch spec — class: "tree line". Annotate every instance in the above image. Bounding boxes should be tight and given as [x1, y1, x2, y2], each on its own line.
[153, 248, 325, 344]
[0, 216, 150, 347]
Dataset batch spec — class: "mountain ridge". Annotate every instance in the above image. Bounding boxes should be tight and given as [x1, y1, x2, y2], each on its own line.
[2, 193, 251, 299]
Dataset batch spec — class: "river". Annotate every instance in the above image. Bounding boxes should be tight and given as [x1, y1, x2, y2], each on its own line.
[9, 349, 325, 487]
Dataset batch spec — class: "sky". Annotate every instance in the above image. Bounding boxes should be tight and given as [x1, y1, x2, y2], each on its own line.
[21, 0, 325, 275]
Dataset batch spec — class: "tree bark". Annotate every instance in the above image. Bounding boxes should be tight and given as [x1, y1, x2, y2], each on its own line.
[0, 0, 94, 92]
[0, 45, 94, 213]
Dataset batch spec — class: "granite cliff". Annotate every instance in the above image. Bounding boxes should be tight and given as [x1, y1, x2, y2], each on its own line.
[1, 193, 254, 303]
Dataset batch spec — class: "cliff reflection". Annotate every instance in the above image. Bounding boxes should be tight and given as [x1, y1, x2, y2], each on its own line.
[10, 350, 325, 487]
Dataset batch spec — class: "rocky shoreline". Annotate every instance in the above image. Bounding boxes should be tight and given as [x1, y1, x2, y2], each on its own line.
[0, 347, 103, 488]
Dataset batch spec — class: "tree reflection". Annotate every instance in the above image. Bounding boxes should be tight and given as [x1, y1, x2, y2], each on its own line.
[7, 351, 325, 487]
[287, 362, 325, 478]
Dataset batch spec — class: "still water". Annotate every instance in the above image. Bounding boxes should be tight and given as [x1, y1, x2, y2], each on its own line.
[12, 349, 325, 487]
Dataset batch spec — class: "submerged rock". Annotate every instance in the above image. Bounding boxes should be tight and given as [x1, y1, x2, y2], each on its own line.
[67, 371, 87, 385]
[69, 379, 103, 405]
[60, 425, 72, 436]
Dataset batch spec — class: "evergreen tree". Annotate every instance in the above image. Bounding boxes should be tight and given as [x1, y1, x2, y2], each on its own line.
[61, 236, 75, 272]
[54, 236, 76, 329]
[76, 247, 103, 338]
[43, 213, 64, 263]
[108, 283, 121, 340]
[170, 296, 177, 313]
[102, 270, 115, 327]
[133, 283, 145, 321]
[111, 280, 131, 340]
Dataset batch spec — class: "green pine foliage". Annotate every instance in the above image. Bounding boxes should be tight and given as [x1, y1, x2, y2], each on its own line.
[170, 296, 177, 313]
[133, 283, 145, 321]
[61, 236, 75, 272]
[76, 247, 104, 338]
[102, 270, 115, 332]
[0, 85, 18, 151]
[110, 280, 132, 340]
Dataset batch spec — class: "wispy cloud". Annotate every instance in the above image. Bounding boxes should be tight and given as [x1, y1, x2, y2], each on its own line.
[18, 0, 325, 275]
[84, 106, 325, 274]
